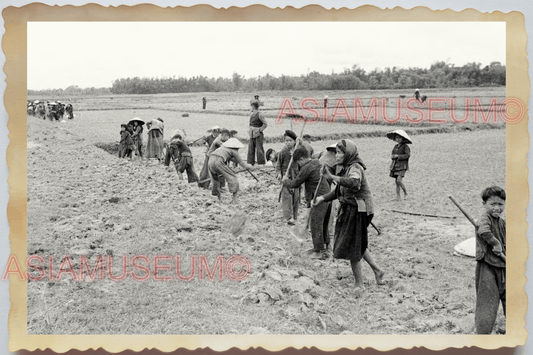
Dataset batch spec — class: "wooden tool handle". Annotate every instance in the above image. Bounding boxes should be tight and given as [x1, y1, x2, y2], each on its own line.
[245, 168, 259, 182]
[306, 174, 324, 229]
[449, 195, 506, 263]
[448, 195, 477, 227]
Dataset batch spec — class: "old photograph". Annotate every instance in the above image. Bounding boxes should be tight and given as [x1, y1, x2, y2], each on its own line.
[5, 4, 529, 352]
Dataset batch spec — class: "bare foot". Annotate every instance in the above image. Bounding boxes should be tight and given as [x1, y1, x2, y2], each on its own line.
[375, 270, 386, 285]
[354, 286, 364, 298]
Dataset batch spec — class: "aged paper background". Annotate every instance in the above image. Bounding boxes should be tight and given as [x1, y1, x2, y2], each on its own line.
[1, 1, 531, 354]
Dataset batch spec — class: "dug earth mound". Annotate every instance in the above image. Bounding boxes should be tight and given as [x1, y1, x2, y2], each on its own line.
[26, 116, 505, 335]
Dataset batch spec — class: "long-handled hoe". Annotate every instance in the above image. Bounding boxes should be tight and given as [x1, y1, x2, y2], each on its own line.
[448, 195, 506, 262]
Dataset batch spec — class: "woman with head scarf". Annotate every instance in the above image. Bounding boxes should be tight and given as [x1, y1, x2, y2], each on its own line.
[313, 139, 385, 295]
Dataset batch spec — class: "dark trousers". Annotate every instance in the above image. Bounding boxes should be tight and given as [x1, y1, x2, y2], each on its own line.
[281, 185, 299, 221]
[309, 201, 331, 251]
[247, 132, 266, 165]
[199, 155, 225, 189]
[475, 260, 506, 334]
[208, 156, 239, 197]
[176, 157, 199, 183]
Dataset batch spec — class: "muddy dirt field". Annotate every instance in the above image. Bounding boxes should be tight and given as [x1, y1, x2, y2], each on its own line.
[26, 102, 505, 335]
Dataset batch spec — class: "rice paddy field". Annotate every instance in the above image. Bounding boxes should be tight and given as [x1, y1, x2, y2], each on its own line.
[26, 87, 507, 336]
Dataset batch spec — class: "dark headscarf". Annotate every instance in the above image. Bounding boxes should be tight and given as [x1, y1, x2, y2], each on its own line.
[336, 139, 367, 170]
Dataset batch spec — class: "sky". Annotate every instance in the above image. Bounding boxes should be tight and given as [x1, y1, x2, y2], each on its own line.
[27, 21, 506, 90]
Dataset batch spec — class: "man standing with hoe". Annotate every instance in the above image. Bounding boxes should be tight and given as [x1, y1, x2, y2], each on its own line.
[247, 101, 268, 166]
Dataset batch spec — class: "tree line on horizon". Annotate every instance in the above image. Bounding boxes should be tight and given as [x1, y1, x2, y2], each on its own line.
[28, 61, 505, 97]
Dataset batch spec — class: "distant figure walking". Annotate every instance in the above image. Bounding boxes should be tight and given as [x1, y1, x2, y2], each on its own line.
[202, 97, 207, 110]
[65, 104, 74, 120]
[250, 94, 264, 108]
[414, 89, 421, 103]
[247, 101, 268, 166]
[323, 95, 328, 108]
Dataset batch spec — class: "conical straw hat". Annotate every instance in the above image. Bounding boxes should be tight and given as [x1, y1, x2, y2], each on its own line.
[170, 129, 185, 140]
[386, 129, 412, 144]
[325, 143, 337, 152]
[222, 138, 244, 149]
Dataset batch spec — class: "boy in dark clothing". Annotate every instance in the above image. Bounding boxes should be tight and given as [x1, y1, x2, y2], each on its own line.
[277, 130, 300, 225]
[282, 146, 331, 259]
[164, 134, 199, 183]
[475, 186, 506, 334]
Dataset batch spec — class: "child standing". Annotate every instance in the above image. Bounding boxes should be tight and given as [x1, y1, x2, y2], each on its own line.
[164, 132, 199, 183]
[118, 124, 134, 159]
[475, 186, 506, 334]
[387, 130, 411, 200]
[277, 130, 300, 225]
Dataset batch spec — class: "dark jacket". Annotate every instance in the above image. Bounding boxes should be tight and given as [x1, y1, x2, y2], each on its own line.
[391, 143, 410, 171]
[276, 145, 298, 178]
[283, 159, 330, 204]
[164, 140, 191, 166]
[475, 212, 506, 268]
[323, 162, 374, 215]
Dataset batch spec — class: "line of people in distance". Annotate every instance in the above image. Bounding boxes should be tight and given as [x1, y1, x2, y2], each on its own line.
[27, 100, 74, 121]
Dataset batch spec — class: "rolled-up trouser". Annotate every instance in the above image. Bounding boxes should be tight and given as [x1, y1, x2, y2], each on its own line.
[475, 260, 506, 334]
[281, 185, 300, 221]
[309, 201, 332, 251]
[208, 155, 239, 197]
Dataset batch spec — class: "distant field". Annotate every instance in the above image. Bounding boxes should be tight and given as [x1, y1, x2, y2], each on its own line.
[29, 86, 506, 121]
[30, 87, 506, 145]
